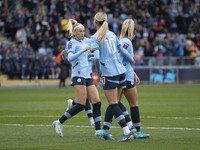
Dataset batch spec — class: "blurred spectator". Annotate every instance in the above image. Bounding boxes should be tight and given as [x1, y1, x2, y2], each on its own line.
[15, 28, 27, 45]
[0, 42, 7, 70]
[40, 55, 50, 79]
[3, 48, 11, 76]
[12, 10, 24, 38]
[156, 48, 164, 66]
[0, 0, 200, 79]
[189, 41, 199, 58]
[50, 55, 60, 79]
[37, 1, 48, 17]
[195, 50, 200, 66]
[21, 43, 34, 80]
[10, 45, 21, 76]
[134, 55, 146, 66]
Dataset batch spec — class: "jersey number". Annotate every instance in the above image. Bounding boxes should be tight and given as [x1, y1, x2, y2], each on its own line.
[105, 38, 116, 55]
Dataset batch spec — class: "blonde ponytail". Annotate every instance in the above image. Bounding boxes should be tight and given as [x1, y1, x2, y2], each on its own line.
[119, 19, 135, 40]
[67, 19, 83, 37]
[94, 12, 108, 43]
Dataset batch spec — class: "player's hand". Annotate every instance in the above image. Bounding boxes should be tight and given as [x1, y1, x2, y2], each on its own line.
[90, 53, 94, 57]
[83, 46, 92, 52]
[61, 50, 66, 55]
[135, 73, 140, 86]
[131, 60, 134, 65]
[98, 72, 102, 78]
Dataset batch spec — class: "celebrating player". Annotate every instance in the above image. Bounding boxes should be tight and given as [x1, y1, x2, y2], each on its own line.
[52, 19, 101, 137]
[119, 19, 150, 139]
[91, 12, 134, 142]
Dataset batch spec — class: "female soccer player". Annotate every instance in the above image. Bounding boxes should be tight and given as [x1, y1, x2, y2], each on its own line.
[119, 19, 150, 139]
[66, 36, 100, 127]
[52, 19, 101, 137]
[91, 12, 134, 142]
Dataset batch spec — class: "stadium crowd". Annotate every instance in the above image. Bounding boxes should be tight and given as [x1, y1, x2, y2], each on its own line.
[0, 0, 200, 80]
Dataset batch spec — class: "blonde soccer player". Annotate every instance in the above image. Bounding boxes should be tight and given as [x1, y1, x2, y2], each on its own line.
[91, 12, 135, 142]
[52, 19, 101, 137]
[119, 19, 150, 139]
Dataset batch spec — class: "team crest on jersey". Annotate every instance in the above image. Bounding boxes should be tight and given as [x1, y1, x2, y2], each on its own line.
[77, 78, 81, 82]
[68, 43, 72, 49]
[123, 43, 129, 49]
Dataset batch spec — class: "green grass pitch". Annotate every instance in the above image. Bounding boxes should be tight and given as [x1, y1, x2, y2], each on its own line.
[0, 84, 200, 150]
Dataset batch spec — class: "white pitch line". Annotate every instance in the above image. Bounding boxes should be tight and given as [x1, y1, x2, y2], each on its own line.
[0, 124, 200, 131]
[0, 115, 200, 120]
[143, 116, 200, 120]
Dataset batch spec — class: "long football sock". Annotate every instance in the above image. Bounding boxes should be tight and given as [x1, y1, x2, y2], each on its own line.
[110, 104, 130, 135]
[92, 102, 101, 130]
[85, 99, 93, 118]
[131, 106, 140, 132]
[59, 103, 85, 124]
[118, 101, 133, 128]
[103, 105, 113, 130]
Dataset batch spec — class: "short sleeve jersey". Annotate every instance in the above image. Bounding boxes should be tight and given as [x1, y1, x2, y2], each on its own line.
[120, 37, 135, 82]
[91, 30, 126, 77]
[67, 37, 91, 78]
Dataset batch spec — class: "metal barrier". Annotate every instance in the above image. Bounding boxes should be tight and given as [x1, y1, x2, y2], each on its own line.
[134, 66, 200, 83]
[141, 56, 200, 66]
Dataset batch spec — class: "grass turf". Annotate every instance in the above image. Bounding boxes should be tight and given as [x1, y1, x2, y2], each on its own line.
[0, 84, 200, 150]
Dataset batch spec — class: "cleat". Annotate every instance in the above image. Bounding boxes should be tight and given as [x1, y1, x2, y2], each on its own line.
[134, 131, 150, 139]
[117, 132, 133, 142]
[99, 130, 115, 140]
[52, 120, 63, 137]
[130, 126, 137, 134]
[66, 99, 73, 111]
[94, 130, 101, 137]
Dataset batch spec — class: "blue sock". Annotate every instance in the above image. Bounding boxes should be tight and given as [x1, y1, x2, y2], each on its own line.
[85, 99, 93, 118]
[131, 106, 140, 131]
[59, 103, 85, 124]
[92, 102, 101, 130]
[103, 105, 113, 130]
[110, 104, 127, 128]
[118, 101, 131, 123]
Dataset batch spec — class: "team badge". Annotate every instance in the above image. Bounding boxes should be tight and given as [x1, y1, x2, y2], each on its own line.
[123, 43, 129, 49]
[68, 43, 72, 49]
[77, 78, 81, 82]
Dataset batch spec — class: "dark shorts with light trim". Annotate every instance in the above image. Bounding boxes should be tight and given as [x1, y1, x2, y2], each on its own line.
[71, 76, 94, 86]
[123, 81, 136, 90]
[101, 73, 126, 90]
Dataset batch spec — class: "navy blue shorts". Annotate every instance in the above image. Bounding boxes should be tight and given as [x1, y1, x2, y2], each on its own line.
[71, 77, 94, 86]
[101, 73, 126, 90]
[123, 81, 135, 90]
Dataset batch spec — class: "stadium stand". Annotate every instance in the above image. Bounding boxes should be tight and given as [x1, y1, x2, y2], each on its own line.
[0, 0, 200, 85]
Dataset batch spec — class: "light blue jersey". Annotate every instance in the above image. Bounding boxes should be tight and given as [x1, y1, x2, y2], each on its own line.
[83, 37, 93, 74]
[120, 37, 135, 82]
[91, 30, 126, 77]
[67, 37, 91, 79]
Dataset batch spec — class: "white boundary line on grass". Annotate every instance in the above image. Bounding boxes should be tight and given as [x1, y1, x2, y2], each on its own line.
[0, 115, 200, 120]
[0, 123, 200, 131]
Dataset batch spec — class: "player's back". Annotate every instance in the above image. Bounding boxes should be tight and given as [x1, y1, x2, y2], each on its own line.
[91, 30, 126, 77]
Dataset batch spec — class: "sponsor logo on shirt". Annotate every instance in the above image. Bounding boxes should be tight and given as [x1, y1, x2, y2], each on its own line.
[123, 43, 129, 49]
[68, 43, 72, 49]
